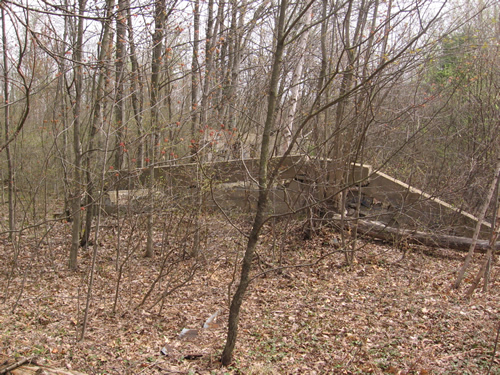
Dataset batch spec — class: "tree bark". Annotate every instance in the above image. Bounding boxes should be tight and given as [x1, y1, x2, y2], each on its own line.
[465, 161, 500, 297]
[69, 0, 87, 270]
[114, 0, 126, 170]
[126, 0, 144, 169]
[190, 0, 200, 157]
[81, 0, 114, 248]
[146, 0, 166, 258]
[453, 157, 500, 288]
[1, 7, 15, 242]
[221, 0, 287, 366]
[281, 6, 312, 154]
[199, 0, 217, 160]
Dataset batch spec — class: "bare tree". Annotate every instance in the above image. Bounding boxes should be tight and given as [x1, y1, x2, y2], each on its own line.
[190, 0, 200, 157]
[280, 6, 312, 154]
[126, 0, 144, 169]
[221, 0, 449, 364]
[81, 0, 114, 248]
[1, 5, 15, 241]
[1, 4, 32, 241]
[454, 157, 500, 289]
[221, 0, 288, 365]
[145, 0, 170, 258]
[68, 0, 87, 270]
[114, 0, 126, 170]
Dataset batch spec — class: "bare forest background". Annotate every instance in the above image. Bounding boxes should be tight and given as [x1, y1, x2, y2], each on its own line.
[1, 0, 500, 372]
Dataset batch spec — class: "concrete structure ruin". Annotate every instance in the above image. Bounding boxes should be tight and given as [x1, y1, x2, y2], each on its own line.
[110, 155, 493, 240]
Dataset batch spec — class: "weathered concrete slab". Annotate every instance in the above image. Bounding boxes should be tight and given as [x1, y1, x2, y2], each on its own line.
[110, 156, 492, 239]
[363, 171, 491, 238]
[114, 155, 307, 189]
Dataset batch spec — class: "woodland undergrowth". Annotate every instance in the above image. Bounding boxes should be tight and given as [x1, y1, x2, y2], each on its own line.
[0, 212, 499, 374]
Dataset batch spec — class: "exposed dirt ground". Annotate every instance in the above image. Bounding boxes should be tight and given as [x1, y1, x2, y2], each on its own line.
[1, 212, 499, 374]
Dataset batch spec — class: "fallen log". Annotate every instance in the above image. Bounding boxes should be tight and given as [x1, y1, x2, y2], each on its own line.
[0, 355, 86, 375]
[332, 216, 500, 252]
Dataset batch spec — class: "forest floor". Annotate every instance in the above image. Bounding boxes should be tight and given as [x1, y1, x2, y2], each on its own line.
[0, 211, 499, 374]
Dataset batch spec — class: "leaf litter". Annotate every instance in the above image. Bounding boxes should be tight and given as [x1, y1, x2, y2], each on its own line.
[0, 212, 499, 374]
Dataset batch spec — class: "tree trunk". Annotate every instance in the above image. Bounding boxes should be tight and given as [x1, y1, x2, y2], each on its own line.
[81, 0, 114, 248]
[69, 0, 87, 270]
[114, 0, 126, 170]
[1, 7, 15, 242]
[453, 157, 500, 288]
[54, 9, 71, 221]
[465, 160, 500, 297]
[188, 0, 202, 255]
[146, 0, 166, 258]
[281, 6, 312, 154]
[190, 0, 200, 158]
[126, 0, 144, 169]
[221, 0, 287, 365]
[199, 0, 216, 160]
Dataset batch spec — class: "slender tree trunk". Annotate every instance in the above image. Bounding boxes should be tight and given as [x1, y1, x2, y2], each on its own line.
[221, 0, 287, 365]
[191, 0, 218, 256]
[312, 0, 328, 151]
[222, 0, 246, 134]
[69, 0, 87, 270]
[82, 0, 114, 248]
[213, 0, 226, 123]
[453, 157, 500, 288]
[465, 223, 499, 298]
[483, 174, 500, 292]
[80, 141, 112, 340]
[1, 7, 15, 242]
[146, 0, 166, 258]
[223, 0, 265, 141]
[54, 5, 71, 219]
[199, 0, 216, 160]
[126, 0, 144, 169]
[379, 0, 392, 67]
[223, 0, 237, 132]
[191, 0, 200, 157]
[114, 0, 126, 170]
[309, 0, 330, 226]
[464, 159, 500, 296]
[281, 6, 312, 154]
[331, 1, 354, 223]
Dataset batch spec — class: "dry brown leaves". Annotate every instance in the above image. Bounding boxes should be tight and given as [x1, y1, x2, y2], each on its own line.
[1, 213, 499, 374]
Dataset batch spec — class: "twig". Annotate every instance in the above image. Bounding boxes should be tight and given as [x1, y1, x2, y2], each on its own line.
[0, 356, 32, 374]
[249, 248, 345, 282]
[486, 320, 500, 375]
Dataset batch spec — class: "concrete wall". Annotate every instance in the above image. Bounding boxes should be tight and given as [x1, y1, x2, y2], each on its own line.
[362, 171, 491, 238]
[111, 156, 491, 239]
